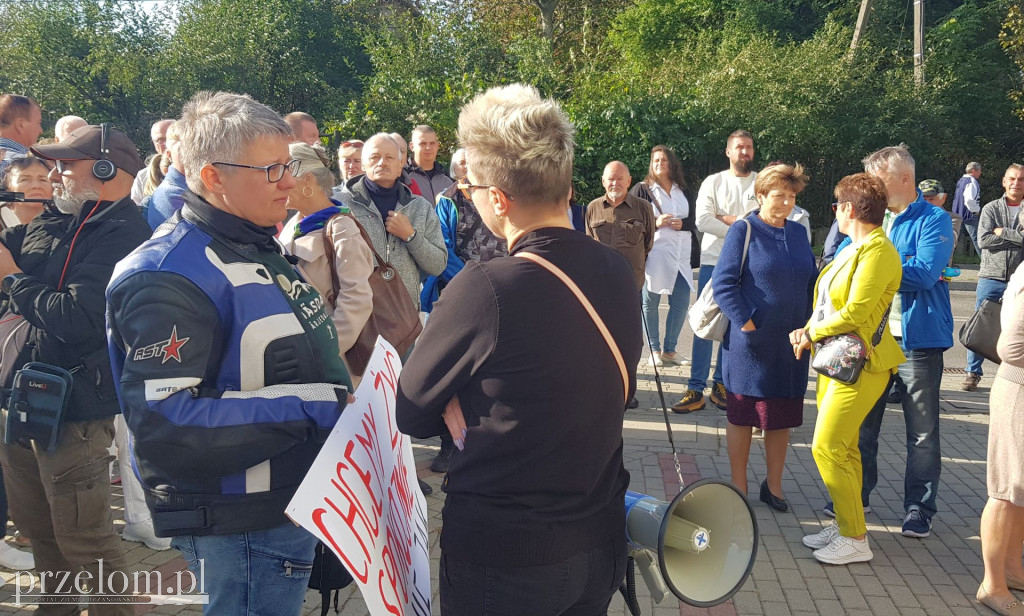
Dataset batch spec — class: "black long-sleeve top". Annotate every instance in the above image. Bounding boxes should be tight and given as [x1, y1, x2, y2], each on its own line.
[396, 226, 641, 567]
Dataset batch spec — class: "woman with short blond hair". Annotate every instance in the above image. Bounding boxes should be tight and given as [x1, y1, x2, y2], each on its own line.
[396, 84, 640, 615]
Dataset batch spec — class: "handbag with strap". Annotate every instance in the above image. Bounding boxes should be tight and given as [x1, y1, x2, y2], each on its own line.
[811, 305, 891, 385]
[959, 298, 1002, 364]
[514, 252, 629, 405]
[322, 214, 422, 375]
[686, 218, 751, 342]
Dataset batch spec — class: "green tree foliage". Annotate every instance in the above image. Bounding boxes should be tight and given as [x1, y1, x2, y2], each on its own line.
[0, 0, 1020, 218]
[1002, 4, 1024, 119]
[169, 0, 368, 119]
[0, 0, 176, 144]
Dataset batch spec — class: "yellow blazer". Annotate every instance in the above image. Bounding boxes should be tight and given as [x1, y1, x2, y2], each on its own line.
[808, 227, 906, 374]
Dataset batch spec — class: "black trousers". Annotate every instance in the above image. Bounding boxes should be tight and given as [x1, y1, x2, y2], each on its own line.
[439, 538, 626, 616]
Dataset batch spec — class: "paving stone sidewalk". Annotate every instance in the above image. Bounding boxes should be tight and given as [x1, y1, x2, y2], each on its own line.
[0, 356, 998, 616]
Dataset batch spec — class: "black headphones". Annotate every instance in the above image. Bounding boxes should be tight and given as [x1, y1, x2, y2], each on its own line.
[92, 122, 116, 182]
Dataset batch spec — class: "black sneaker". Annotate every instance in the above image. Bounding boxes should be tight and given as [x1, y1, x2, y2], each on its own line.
[671, 390, 705, 414]
[901, 509, 932, 538]
[823, 501, 871, 517]
[418, 479, 433, 496]
[709, 382, 728, 410]
[430, 440, 453, 473]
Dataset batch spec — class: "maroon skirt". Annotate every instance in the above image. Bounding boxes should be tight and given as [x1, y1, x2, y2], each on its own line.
[726, 392, 804, 430]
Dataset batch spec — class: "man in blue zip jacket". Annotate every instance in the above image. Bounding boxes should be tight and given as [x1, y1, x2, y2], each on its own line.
[827, 145, 954, 540]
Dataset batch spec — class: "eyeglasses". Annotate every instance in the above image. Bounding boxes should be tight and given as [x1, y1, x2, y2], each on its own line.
[211, 159, 301, 183]
[54, 159, 75, 174]
[831, 201, 850, 213]
[457, 179, 512, 201]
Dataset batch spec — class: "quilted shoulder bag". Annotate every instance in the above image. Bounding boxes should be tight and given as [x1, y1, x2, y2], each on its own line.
[811, 305, 890, 385]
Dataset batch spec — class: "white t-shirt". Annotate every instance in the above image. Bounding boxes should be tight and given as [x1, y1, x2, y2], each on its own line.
[695, 170, 758, 266]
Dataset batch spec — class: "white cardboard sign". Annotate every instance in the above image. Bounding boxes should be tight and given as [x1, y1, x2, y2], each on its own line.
[287, 338, 430, 616]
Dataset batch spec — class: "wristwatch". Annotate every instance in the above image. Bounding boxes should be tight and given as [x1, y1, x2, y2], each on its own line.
[403, 230, 417, 243]
[1, 273, 25, 295]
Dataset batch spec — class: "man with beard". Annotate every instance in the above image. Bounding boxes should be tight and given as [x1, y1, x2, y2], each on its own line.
[0, 124, 149, 613]
[674, 129, 759, 414]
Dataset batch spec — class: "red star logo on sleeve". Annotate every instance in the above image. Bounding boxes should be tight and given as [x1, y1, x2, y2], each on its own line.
[160, 326, 190, 364]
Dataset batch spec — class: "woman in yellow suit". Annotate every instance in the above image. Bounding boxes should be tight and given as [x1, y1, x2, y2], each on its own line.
[790, 173, 905, 565]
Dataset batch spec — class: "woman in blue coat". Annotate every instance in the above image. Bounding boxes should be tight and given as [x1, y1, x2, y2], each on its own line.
[713, 163, 816, 512]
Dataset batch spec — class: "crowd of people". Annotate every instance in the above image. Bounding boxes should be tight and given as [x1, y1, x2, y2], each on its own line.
[0, 85, 1021, 616]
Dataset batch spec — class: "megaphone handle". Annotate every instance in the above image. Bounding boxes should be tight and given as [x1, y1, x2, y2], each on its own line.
[633, 548, 669, 603]
[619, 556, 642, 616]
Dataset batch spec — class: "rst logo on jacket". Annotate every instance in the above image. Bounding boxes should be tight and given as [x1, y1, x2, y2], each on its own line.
[132, 326, 190, 364]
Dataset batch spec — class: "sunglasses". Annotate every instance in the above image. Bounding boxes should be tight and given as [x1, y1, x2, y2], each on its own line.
[831, 201, 851, 213]
[341, 140, 364, 148]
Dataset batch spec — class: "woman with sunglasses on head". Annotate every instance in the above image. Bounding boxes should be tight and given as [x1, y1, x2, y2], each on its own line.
[396, 84, 641, 615]
[793, 173, 904, 565]
[279, 142, 373, 379]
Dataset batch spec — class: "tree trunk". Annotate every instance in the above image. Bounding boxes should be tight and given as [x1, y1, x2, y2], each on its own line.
[534, 0, 557, 45]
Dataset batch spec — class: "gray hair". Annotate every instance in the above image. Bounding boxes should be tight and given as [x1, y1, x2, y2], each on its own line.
[966, 161, 981, 173]
[55, 115, 87, 141]
[862, 144, 915, 176]
[365, 133, 401, 159]
[177, 91, 292, 195]
[449, 148, 466, 177]
[457, 83, 574, 208]
[288, 142, 336, 196]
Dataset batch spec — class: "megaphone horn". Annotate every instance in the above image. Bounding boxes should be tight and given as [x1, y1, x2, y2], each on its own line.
[624, 478, 759, 609]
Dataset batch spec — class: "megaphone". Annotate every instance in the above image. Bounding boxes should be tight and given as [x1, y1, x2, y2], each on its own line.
[624, 479, 758, 609]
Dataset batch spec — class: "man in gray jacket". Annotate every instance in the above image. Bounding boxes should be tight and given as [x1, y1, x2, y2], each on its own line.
[405, 124, 454, 204]
[962, 163, 1024, 390]
[336, 132, 446, 309]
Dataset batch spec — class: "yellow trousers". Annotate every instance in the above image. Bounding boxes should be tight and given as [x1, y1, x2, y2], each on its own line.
[813, 369, 892, 537]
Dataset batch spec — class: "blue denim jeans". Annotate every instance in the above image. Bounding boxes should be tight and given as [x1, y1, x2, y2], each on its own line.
[962, 216, 980, 256]
[688, 264, 723, 391]
[172, 522, 319, 615]
[859, 348, 943, 517]
[642, 272, 692, 354]
[966, 277, 1007, 376]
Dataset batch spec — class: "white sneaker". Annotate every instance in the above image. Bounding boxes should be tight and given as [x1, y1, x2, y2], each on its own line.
[122, 522, 172, 551]
[0, 541, 34, 570]
[802, 523, 841, 549]
[647, 352, 664, 367]
[813, 535, 873, 565]
[659, 353, 690, 366]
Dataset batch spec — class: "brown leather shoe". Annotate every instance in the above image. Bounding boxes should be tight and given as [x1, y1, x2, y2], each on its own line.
[962, 373, 981, 391]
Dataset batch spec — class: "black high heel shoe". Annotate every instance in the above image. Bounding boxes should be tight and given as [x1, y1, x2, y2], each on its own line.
[760, 480, 788, 512]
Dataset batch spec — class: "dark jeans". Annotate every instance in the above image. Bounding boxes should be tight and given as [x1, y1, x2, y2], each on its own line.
[859, 348, 943, 517]
[439, 539, 626, 616]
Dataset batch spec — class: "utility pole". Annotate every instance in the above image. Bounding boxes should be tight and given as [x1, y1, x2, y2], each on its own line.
[913, 0, 925, 87]
[850, 0, 873, 52]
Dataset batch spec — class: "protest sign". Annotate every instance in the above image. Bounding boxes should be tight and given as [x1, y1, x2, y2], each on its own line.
[287, 337, 430, 616]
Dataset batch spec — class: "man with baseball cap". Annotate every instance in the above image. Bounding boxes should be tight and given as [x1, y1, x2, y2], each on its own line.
[0, 123, 149, 613]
